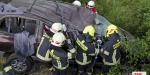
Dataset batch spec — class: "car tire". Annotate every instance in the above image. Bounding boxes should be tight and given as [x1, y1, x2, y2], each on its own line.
[6, 53, 33, 74]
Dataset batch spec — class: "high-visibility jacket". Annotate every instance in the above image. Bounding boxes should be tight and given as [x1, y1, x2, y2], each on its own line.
[49, 45, 74, 70]
[75, 34, 96, 65]
[100, 33, 121, 65]
[36, 31, 54, 61]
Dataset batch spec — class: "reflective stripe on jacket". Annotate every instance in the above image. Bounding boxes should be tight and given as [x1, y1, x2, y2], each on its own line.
[4, 66, 12, 72]
[36, 31, 54, 61]
[75, 34, 96, 65]
[100, 33, 121, 65]
[49, 45, 73, 70]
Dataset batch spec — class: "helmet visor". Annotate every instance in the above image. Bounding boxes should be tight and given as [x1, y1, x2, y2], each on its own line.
[88, 5, 94, 8]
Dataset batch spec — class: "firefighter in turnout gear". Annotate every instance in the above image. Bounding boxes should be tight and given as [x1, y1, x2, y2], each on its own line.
[100, 24, 121, 75]
[49, 32, 76, 75]
[75, 25, 97, 75]
[36, 22, 63, 71]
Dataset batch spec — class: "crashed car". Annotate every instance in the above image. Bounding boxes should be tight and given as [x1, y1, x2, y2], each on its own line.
[0, 0, 135, 74]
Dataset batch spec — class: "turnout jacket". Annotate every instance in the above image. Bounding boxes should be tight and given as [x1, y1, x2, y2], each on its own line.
[100, 33, 121, 65]
[49, 45, 73, 70]
[75, 34, 96, 65]
[36, 31, 54, 61]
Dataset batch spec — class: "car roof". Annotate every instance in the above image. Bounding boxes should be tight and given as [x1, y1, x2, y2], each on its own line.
[0, 0, 95, 31]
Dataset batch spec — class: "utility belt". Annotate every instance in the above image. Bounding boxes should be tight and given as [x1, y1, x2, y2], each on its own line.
[75, 58, 91, 65]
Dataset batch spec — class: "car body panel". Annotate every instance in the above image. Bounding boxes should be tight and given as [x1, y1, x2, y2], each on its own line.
[0, 33, 14, 51]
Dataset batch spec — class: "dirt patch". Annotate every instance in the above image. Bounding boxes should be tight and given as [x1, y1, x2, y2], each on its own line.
[30, 63, 102, 75]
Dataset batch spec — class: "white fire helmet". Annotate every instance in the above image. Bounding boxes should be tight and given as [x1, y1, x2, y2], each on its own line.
[87, 0, 95, 8]
[51, 32, 66, 47]
[50, 23, 63, 33]
[72, 0, 81, 6]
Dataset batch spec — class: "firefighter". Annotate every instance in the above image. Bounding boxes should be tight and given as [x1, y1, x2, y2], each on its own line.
[85, 0, 97, 13]
[49, 32, 76, 75]
[100, 24, 121, 75]
[75, 25, 98, 75]
[72, 0, 81, 6]
[36, 22, 63, 71]
[3, 64, 15, 75]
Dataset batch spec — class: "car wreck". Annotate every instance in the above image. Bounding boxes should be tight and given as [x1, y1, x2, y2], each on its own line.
[0, 0, 135, 74]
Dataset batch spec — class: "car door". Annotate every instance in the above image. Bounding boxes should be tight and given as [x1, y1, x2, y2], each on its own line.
[0, 21, 14, 51]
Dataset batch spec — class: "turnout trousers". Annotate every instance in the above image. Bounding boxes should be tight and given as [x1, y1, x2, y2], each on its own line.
[53, 67, 68, 75]
[77, 63, 93, 75]
[101, 64, 112, 75]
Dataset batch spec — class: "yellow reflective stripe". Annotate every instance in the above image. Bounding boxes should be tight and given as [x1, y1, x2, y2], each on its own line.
[4, 66, 12, 72]
[100, 48, 103, 52]
[112, 50, 116, 63]
[76, 59, 91, 65]
[53, 64, 69, 70]
[87, 68, 93, 75]
[113, 40, 120, 49]
[49, 66, 53, 71]
[36, 50, 51, 61]
[67, 53, 72, 59]
[57, 60, 62, 69]
[103, 50, 120, 65]
[79, 71, 83, 73]
[43, 33, 51, 39]
[69, 48, 76, 53]
[89, 49, 96, 56]
[50, 49, 60, 60]
[36, 37, 51, 61]
[43, 33, 52, 42]
[76, 38, 88, 51]
[104, 50, 109, 56]
[88, 53, 95, 56]
[83, 53, 87, 64]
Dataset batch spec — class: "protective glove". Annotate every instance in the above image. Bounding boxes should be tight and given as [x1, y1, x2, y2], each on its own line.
[66, 39, 71, 44]
[67, 44, 76, 53]
[95, 48, 99, 54]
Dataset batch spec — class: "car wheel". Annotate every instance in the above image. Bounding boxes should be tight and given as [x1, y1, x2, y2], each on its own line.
[6, 53, 33, 74]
